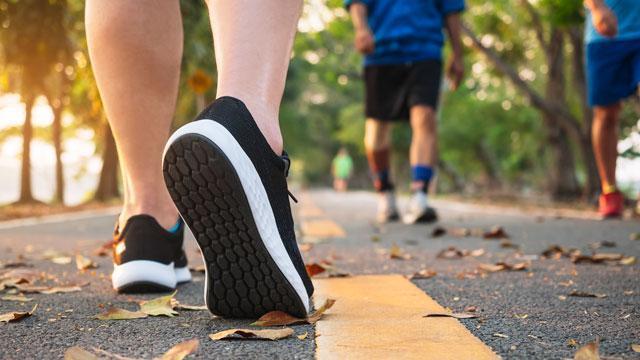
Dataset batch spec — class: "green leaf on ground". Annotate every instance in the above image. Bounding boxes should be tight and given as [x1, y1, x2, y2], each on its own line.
[139, 291, 178, 317]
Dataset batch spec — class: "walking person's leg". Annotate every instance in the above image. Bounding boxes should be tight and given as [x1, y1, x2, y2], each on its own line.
[364, 119, 399, 222]
[163, 0, 314, 318]
[86, 0, 191, 293]
[592, 103, 624, 217]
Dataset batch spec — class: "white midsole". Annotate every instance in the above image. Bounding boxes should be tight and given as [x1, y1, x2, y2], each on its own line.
[164, 120, 310, 313]
[112, 260, 176, 290]
[175, 266, 192, 283]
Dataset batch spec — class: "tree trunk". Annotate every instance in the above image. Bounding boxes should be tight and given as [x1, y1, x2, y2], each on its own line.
[51, 100, 64, 204]
[568, 27, 600, 198]
[543, 29, 580, 199]
[94, 122, 120, 202]
[18, 95, 35, 204]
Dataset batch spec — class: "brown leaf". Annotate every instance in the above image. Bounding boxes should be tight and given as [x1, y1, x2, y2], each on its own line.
[500, 240, 518, 249]
[631, 344, 640, 353]
[305, 263, 326, 277]
[470, 248, 486, 257]
[568, 290, 607, 298]
[252, 299, 336, 326]
[209, 328, 294, 341]
[0, 268, 41, 283]
[478, 262, 529, 273]
[431, 226, 446, 238]
[572, 252, 624, 264]
[75, 255, 97, 271]
[589, 241, 616, 250]
[478, 263, 506, 272]
[410, 269, 437, 280]
[51, 256, 73, 265]
[464, 306, 477, 313]
[1, 261, 31, 269]
[493, 333, 509, 338]
[64, 346, 99, 360]
[95, 307, 148, 320]
[93, 240, 113, 257]
[619, 256, 636, 265]
[423, 312, 478, 319]
[574, 339, 600, 360]
[171, 299, 208, 311]
[483, 226, 509, 239]
[567, 339, 579, 347]
[436, 246, 465, 259]
[40, 285, 84, 294]
[307, 298, 336, 323]
[161, 339, 199, 360]
[297, 332, 308, 340]
[389, 244, 411, 260]
[139, 291, 178, 317]
[2, 294, 32, 302]
[0, 304, 37, 323]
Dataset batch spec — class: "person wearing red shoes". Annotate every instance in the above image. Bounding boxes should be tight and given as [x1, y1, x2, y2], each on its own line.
[584, 0, 640, 218]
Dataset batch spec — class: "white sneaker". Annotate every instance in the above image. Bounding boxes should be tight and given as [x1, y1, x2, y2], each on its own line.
[403, 191, 437, 224]
[377, 191, 400, 223]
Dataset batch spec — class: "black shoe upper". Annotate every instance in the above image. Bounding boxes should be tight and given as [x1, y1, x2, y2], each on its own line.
[194, 97, 314, 298]
[113, 215, 187, 267]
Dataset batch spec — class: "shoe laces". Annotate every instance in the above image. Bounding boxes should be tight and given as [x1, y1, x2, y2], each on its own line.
[281, 152, 298, 203]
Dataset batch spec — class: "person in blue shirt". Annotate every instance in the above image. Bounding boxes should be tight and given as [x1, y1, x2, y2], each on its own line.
[346, 0, 465, 224]
[584, 0, 640, 218]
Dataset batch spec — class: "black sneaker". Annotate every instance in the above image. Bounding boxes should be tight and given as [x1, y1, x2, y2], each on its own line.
[162, 97, 313, 318]
[112, 215, 191, 293]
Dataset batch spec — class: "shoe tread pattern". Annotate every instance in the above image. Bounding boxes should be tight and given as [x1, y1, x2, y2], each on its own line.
[163, 134, 306, 318]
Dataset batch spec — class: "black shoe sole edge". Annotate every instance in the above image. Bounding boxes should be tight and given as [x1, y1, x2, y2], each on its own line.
[116, 282, 175, 294]
[163, 133, 308, 319]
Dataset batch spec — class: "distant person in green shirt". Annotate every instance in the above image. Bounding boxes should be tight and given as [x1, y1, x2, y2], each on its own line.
[332, 148, 354, 192]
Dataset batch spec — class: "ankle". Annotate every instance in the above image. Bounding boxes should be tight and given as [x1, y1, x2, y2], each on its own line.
[119, 202, 178, 231]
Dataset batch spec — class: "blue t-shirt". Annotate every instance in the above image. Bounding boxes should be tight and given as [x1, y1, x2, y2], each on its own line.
[586, 0, 640, 43]
[345, 0, 465, 65]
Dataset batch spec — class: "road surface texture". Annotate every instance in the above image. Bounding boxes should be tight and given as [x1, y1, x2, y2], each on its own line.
[0, 189, 638, 359]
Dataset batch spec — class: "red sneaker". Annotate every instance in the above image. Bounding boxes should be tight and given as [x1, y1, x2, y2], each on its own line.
[598, 191, 624, 218]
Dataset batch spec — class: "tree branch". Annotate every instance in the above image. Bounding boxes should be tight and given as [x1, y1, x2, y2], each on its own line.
[520, 0, 547, 50]
[461, 23, 583, 140]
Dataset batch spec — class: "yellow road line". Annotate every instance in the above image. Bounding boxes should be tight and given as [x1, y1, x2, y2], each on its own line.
[301, 219, 346, 239]
[314, 275, 498, 360]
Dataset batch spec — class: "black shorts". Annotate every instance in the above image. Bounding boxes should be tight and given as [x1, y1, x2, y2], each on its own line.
[364, 59, 442, 121]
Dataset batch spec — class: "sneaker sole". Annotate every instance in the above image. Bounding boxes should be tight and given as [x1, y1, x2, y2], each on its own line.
[163, 121, 309, 318]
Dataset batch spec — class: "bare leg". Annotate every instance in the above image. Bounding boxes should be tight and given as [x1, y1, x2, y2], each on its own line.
[592, 103, 621, 192]
[364, 119, 393, 191]
[206, 0, 303, 154]
[86, 0, 183, 229]
[409, 105, 437, 191]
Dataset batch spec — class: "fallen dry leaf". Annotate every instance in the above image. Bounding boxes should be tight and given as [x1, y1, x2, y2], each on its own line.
[589, 241, 616, 250]
[209, 328, 294, 341]
[2, 294, 32, 302]
[574, 339, 600, 360]
[619, 256, 636, 266]
[64, 346, 98, 360]
[630, 233, 639, 241]
[93, 240, 113, 257]
[51, 256, 73, 265]
[0, 304, 37, 323]
[95, 307, 148, 320]
[252, 299, 336, 326]
[514, 313, 528, 319]
[568, 290, 607, 298]
[431, 227, 447, 238]
[423, 312, 478, 319]
[297, 332, 308, 340]
[483, 226, 509, 239]
[500, 240, 518, 249]
[478, 262, 529, 273]
[0, 268, 41, 283]
[470, 248, 486, 257]
[464, 306, 477, 313]
[631, 344, 640, 353]
[305, 263, 326, 277]
[572, 252, 623, 264]
[493, 333, 509, 338]
[40, 285, 84, 295]
[140, 291, 178, 317]
[567, 339, 579, 347]
[389, 244, 411, 260]
[75, 254, 97, 271]
[189, 264, 206, 273]
[409, 269, 437, 280]
[0, 261, 31, 269]
[172, 301, 208, 312]
[436, 246, 465, 259]
[161, 339, 199, 360]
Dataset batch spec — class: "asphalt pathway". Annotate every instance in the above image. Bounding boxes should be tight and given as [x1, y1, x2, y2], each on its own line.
[0, 189, 638, 359]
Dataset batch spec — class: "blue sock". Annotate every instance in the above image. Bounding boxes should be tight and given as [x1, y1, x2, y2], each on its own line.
[167, 218, 182, 233]
[412, 165, 434, 193]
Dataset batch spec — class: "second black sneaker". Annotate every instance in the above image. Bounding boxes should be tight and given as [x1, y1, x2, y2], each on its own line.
[112, 215, 191, 293]
[162, 97, 314, 319]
